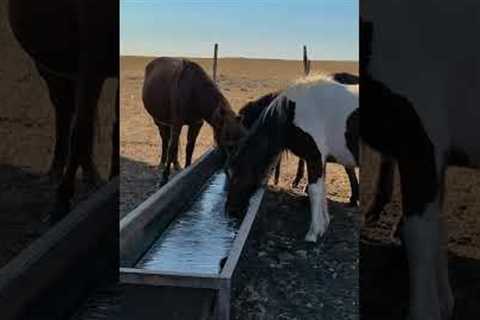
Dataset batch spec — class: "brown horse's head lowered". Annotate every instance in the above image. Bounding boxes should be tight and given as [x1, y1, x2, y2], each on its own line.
[209, 95, 247, 156]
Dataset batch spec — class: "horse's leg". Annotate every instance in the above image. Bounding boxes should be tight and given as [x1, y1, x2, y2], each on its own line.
[292, 159, 305, 188]
[185, 121, 203, 167]
[161, 125, 181, 185]
[365, 156, 395, 224]
[109, 85, 119, 179]
[398, 155, 453, 320]
[304, 157, 328, 242]
[273, 158, 281, 185]
[345, 167, 359, 206]
[52, 75, 104, 222]
[37, 65, 74, 181]
[157, 122, 170, 171]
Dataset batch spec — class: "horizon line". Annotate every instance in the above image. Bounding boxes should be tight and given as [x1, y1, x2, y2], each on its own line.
[120, 54, 358, 63]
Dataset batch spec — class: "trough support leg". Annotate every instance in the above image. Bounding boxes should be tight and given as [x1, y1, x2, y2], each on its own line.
[216, 281, 231, 320]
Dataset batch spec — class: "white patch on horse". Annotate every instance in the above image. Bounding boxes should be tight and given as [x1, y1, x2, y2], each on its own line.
[284, 78, 358, 168]
[305, 179, 329, 242]
[364, 0, 480, 163]
[402, 199, 454, 320]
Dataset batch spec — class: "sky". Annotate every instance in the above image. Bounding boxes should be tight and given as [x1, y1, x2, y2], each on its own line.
[120, 0, 358, 61]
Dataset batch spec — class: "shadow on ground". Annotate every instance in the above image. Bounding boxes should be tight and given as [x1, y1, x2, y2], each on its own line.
[360, 236, 480, 320]
[0, 164, 109, 268]
[0, 165, 53, 267]
[233, 186, 359, 320]
[120, 156, 186, 218]
[120, 156, 163, 218]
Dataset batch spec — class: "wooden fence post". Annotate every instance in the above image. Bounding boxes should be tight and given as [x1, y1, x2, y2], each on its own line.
[303, 45, 311, 76]
[213, 43, 218, 82]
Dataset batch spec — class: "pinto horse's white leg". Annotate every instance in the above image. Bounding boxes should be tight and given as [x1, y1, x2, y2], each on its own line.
[402, 204, 442, 320]
[399, 156, 453, 320]
[305, 159, 328, 242]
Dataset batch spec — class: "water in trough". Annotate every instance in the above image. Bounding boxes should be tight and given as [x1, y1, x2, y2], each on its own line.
[136, 171, 238, 274]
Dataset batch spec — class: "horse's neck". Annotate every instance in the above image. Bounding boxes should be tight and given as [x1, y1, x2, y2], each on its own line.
[250, 114, 287, 169]
[204, 93, 229, 129]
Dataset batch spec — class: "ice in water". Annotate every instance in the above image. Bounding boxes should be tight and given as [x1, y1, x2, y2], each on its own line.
[136, 171, 238, 274]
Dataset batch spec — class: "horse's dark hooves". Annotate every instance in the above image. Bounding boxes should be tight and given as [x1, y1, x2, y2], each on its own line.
[82, 170, 103, 189]
[159, 176, 169, 187]
[173, 162, 182, 171]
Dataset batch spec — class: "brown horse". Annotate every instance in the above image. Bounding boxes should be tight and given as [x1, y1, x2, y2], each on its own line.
[142, 57, 246, 185]
[8, 0, 119, 222]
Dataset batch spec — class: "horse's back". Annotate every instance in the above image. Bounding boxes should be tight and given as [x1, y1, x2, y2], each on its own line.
[285, 79, 358, 166]
[239, 92, 280, 128]
[142, 57, 211, 125]
[363, 0, 480, 164]
[8, 0, 117, 77]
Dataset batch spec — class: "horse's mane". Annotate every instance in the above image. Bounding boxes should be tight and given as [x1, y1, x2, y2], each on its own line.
[293, 72, 359, 86]
[293, 73, 336, 86]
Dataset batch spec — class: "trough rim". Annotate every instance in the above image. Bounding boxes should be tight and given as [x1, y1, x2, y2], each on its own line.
[0, 177, 119, 287]
[119, 148, 265, 283]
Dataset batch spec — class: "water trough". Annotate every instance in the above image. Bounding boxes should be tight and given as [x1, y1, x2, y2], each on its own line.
[0, 178, 119, 320]
[120, 149, 265, 320]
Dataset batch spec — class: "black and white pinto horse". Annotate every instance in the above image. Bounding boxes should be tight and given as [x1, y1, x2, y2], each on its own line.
[226, 75, 358, 242]
[362, 1, 480, 319]
[238, 73, 359, 206]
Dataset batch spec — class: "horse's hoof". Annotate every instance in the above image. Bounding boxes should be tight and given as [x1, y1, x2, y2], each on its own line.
[173, 162, 182, 171]
[82, 170, 103, 189]
[159, 176, 169, 187]
[304, 232, 318, 243]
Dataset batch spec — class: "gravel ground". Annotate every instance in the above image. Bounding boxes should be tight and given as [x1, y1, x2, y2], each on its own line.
[232, 186, 359, 320]
[360, 145, 480, 319]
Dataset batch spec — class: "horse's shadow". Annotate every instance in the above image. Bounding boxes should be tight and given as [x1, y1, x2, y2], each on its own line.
[0, 165, 55, 266]
[360, 237, 480, 320]
[120, 156, 187, 218]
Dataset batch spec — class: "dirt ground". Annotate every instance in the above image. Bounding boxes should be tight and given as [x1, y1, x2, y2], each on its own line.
[0, 1, 116, 268]
[120, 55, 359, 318]
[232, 187, 359, 320]
[360, 144, 480, 319]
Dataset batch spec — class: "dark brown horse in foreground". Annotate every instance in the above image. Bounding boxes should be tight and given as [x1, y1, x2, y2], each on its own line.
[8, 0, 119, 222]
[238, 72, 359, 206]
[142, 57, 246, 185]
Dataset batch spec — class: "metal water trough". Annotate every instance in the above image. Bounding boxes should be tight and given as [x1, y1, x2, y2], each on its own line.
[0, 178, 119, 320]
[120, 149, 265, 320]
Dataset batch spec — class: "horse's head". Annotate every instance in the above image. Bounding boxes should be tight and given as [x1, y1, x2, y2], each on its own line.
[211, 104, 247, 157]
[224, 133, 270, 219]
